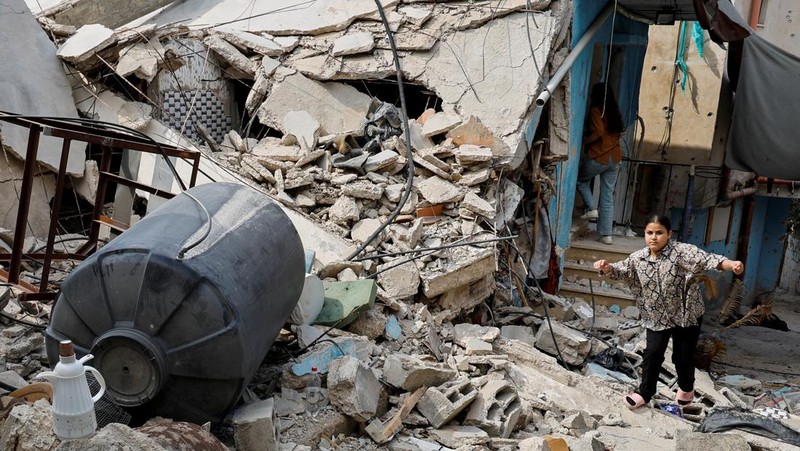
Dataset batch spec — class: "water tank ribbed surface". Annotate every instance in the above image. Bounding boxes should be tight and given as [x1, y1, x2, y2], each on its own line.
[45, 183, 305, 423]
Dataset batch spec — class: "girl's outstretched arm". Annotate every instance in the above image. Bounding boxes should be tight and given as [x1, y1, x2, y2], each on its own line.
[718, 259, 744, 275]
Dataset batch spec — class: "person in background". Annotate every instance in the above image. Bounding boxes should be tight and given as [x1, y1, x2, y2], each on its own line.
[592, 214, 744, 409]
[577, 83, 624, 245]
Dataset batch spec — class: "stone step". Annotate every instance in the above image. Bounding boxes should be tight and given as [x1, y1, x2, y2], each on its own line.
[563, 261, 602, 283]
[565, 235, 643, 263]
[558, 280, 635, 308]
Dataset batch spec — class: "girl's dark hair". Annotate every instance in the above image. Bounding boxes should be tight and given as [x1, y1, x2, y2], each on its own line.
[645, 214, 672, 232]
[590, 83, 624, 134]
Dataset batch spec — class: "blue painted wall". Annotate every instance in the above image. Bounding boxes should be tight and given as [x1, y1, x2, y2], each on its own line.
[744, 196, 791, 300]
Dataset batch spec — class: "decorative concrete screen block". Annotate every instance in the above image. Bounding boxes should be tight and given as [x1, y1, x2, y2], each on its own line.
[464, 379, 522, 438]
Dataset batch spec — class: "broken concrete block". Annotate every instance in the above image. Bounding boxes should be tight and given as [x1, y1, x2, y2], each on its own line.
[534, 320, 592, 366]
[116, 41, 163, 82]
[341, 180, 384, 200]
[464, 379, 522, 438]
[383, 354, 457, 392]
[412, 154, 451, 180]
[332, 31, 375, 56]
[417, 378, 478, 428]
[421, 112, 461, 137]
[328, 355, 381, 422]
[365, 150, 400, 173]
[351, 218, 383, 244]
[429, 425, 489, 448]
[232, 398, 280, 451]
[279, 409, 356, 449]
[493, 180, 524, 228]
[347, 308, 387, 340]
[675, 430, 750, 451]
[420, 247, 495, 298]
[501, 325, 537, 348]
[0, 400, 58, 450]
[437, 274, 494, 312]
[416, 176, 463, 204]
[252, 137, 306, 161]
[328, 196, 360, 225]
[561, 410, 598, 436]
[315, 279, 377, 327]
[377, 259, 420, 301]
[464, 338, 493, 355]
[459, 168, 492, 186]
[73, 160, 99, 205]
[388, 434, 453, 451]
[204, 34, 257, 75]
[283, 111, 321, 151]
[455, 145, 493, 165]
[56, 423, 169, 450]
[0, 370, 28, 390]
[57, 24, 116, 64]
[219, 30, 286, 57]
[365, 387, 426, 444]
[259, 73, 371, 136]
[462, 192, 495, 217]
[453, 324, 500, 347]
[283, 169, 314, 191]
[408, 120, 434, 151]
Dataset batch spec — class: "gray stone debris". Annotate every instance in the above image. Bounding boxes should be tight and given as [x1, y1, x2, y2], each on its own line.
[429, 425, 489, 448]
[417, 378, 478, 428]
[232, 398, 280, 451]
[327, 355, 381, 422]
[56, 23, 116, 64]
[534, 319, 592, 366]
[383, 354, 457, 392]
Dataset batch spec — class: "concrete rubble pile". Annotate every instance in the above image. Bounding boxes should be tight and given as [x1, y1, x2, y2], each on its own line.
[5, 278, 800, 450]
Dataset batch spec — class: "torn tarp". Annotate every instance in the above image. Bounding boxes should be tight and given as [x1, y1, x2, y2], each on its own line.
[698, 408, 800, 447]
[725, 35, 800, 179]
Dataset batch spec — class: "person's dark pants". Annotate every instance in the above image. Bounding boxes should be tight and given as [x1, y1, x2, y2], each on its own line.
[636, 318, 702, 402]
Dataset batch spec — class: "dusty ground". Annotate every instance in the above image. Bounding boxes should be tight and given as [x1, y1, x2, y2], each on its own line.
[705, 290, 800, 387]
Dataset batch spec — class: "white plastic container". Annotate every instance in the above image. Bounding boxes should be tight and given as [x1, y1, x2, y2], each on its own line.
[38, 340, 106, 440]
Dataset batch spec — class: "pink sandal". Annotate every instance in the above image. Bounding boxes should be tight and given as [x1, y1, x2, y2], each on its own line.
[676, 389, 694, 406]
[624, 393, 646, 410]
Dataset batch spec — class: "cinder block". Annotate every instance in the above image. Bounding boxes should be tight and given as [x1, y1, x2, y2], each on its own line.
[232, 398, 279, 451]
[464, 379, 521, 438]
[417, 379, 478, 428]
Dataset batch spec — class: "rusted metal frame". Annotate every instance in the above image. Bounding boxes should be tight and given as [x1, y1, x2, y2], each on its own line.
[38, 139, 72, 292]
[189, 152, 200, 187]
[8, 125, 42, 284]
[46, 127, 195, 159]
[0, 252, 79, 260]
[99, 171, 177, 199]
[19, 292, 57, 302]
[77, 144, 114, 255]
[0, 268, 37, 293]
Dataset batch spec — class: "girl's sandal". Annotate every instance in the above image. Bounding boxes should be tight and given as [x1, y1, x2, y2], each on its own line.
[676, 389, 694, 406]
[624, 392, 646, 410]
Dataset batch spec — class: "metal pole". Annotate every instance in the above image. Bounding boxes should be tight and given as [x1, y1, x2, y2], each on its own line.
[39, 139, 72, 293]
[9, 125, 42, 284]
[680, 165, 695, 242]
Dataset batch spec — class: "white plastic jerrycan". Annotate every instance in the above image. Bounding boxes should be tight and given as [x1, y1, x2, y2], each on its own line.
[38, 340, 106, 440]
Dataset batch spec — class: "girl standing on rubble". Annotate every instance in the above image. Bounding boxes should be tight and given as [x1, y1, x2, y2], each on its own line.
[592, 214, 744, 409]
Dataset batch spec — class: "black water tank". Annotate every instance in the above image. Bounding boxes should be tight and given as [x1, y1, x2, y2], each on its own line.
[45, 183, 305, 423]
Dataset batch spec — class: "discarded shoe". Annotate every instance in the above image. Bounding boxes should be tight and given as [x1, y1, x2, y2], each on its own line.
[598, 235, 613, 245]
[676, 388, 694, 406]
[580, 209, 599, 219]
[624, 392, 646, 410]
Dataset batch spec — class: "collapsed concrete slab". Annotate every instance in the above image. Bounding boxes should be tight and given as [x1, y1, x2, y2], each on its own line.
[258, 73, 372, 136]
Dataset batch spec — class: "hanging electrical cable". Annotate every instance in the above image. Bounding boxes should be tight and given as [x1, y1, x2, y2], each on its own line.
[344, 0, 415, 261]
